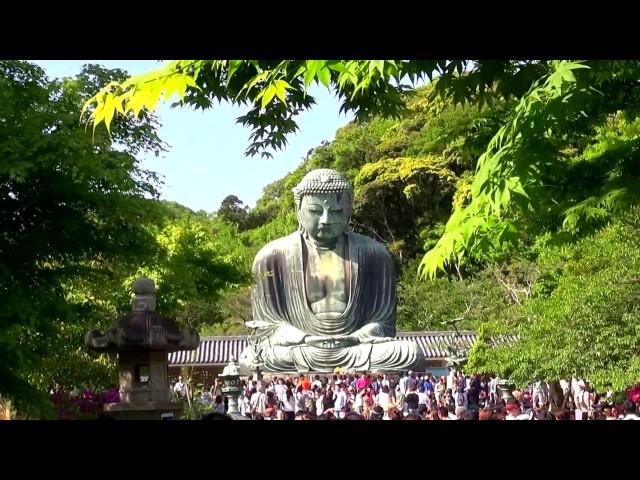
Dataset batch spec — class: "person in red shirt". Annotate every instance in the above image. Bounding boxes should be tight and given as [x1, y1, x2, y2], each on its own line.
[356, 373, 369, 391]
[299, 375, 312, 391]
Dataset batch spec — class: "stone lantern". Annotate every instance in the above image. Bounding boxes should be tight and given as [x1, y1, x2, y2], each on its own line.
[496, 379, 517, 404]
[218, 357, 249, 420]
[444, 333, 468, 375]
[243, 322, 265, 382]
[85, 277, 199, 420]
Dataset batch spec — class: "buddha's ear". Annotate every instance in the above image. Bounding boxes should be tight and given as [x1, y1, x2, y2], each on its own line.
[343, 191, 354, 217]
[295, 207, 304, 232]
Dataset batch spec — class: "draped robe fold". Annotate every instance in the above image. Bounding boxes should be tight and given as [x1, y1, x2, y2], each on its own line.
[241, 231, 424, 372]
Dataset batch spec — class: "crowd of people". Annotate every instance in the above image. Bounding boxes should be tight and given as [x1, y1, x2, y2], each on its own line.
[190, 370, 640, 420]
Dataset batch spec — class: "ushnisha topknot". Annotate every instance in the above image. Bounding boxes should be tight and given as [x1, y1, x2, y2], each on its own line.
[292, 168, 353, 208]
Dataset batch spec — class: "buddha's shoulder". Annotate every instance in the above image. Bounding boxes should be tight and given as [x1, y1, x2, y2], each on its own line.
[347, 232, 392, 258]
[253, 232, 300, 262]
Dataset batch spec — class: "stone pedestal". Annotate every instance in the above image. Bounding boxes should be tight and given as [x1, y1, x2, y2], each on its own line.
[103, 401, 183, 420]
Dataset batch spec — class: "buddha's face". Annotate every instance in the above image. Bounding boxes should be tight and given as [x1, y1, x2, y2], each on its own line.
[297, 193, 350, 244]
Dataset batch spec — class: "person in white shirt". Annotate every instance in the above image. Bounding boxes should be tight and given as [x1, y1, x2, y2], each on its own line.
[294, 385, 307, 412]
[334, 384, 348, 419]
[399, 371, 414, 393]
[435, 377, 446, 403]
[239, 392, 252, 418]
[454, 387, 468, 409]
[574, 380, 591, 420]
[489, 375, 498, 404]
[376, 385, 389, 407]
[250, 385, 267, 417]
[376, 384, 394, 418]
[274, 377, 287, 404]
[173, 376, 186, 398]
[447, 371, 456, 391]
[353, 389, 364, 414]
[505, 402, 532, 420]
[532, 381, 549, 409]
[281, 385, 296, 420]
[416, 385, 428, 410]
[560, 378, 570, 397]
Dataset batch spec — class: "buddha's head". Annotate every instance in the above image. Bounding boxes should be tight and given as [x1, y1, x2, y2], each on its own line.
[292, 169, 353, 246]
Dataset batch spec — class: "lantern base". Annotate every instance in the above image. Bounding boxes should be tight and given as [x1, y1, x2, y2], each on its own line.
[102, 401, 184, 420]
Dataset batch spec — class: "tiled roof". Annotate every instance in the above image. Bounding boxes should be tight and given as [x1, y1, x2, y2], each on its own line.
[169, 336, 247, 366]
[396, 331, 478, 358]
[167, 331, 516, 366]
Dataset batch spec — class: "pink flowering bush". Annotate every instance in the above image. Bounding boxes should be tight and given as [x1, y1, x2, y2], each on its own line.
[50, 387, 120, 420]
[627, 384, 640, 404]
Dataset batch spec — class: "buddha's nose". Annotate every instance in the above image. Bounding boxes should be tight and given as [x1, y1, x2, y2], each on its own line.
[319, 210, 330, 225]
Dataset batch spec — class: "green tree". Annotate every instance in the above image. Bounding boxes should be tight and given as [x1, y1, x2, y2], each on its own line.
[140, 216, 249, 329]
[84, 60, 637, 278]
[397, 258, 518, 332]
[352, 155, 457, 261]
[0, 61, 167, 414]
[467, 207, 640, 393]
[216, 194, 249, 230]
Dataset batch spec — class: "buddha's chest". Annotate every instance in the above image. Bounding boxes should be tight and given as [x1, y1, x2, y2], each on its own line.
[304, 247, 348, 315]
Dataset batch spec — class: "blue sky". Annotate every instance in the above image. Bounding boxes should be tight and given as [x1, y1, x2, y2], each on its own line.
[32, 60, 354, 212]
